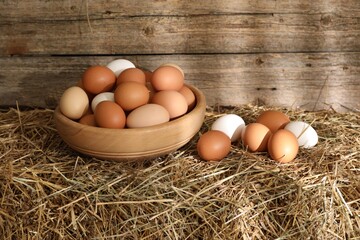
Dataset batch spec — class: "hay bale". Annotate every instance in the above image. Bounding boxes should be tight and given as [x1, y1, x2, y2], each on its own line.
[0, 105, 359, 239]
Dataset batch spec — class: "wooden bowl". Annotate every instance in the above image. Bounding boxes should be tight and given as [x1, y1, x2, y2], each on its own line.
[54, 84, 206, 161]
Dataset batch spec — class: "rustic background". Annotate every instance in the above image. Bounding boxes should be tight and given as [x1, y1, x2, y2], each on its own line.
[0, 0, 359, 112]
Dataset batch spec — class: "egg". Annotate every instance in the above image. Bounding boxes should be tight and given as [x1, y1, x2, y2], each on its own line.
[151, 90, 188, 119]
[91, 92, 115, 113]
[59, 86, 89, 120]
[106, 59, 136, 77]
[160, 63, 185, 77]
[77, 79, 95, 101]
[268, 129, 299, 163]
[117, 68, 146, 85]
[256, 110, 290, 133]
[79, 114, 97, 127]
[211, 114, 245, 142]
[126, 104, 170, 128]
[197, 130, 231, 161]
[82, 66, 116, 94]
[114, 82, 150, 111]
[94, 101, 126, 129]
[151, 66, 184, 91]
[284, 121, 318, 148]
[178, 85, 196, 111]
[242, 123, 271, 152]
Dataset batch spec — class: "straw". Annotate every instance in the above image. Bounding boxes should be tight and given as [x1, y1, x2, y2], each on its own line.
[0, 104, 359, 239]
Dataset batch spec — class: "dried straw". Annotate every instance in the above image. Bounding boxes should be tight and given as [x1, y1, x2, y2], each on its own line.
[0, 105, 359, 239]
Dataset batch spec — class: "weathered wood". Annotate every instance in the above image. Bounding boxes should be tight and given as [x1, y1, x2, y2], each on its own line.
[1, 0, 359, 20]
[0, 1, 359, 111]
[1, 13, 359, 56]
[1, 53, 359, 112]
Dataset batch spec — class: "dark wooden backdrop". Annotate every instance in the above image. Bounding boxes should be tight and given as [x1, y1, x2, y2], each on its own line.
[1, 0, 359, 112]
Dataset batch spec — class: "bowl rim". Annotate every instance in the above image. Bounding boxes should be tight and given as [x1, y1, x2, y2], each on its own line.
[54, 84, 206, 134]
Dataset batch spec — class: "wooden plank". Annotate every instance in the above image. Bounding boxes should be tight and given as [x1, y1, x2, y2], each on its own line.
[1, 0, 359, 20]
[1, 13, 359, 56]
[1, 53, 359, 112]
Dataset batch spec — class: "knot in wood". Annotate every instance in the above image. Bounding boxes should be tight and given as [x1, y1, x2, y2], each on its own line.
[255, 58, 264, 65]
[320, 14, 332, 26]
[143, 26, 155, 36]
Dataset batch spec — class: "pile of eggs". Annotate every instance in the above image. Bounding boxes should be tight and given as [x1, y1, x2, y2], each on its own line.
[197, 110, 318, 163]
[59, 59, 196, 129]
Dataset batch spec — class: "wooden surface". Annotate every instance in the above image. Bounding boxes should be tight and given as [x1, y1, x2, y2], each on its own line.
[0, 0, 359, 112]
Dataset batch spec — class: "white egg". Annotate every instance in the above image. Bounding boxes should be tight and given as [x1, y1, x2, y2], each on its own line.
[106, 59, 135, 77]
[284, 121, 318, 148]
[91, 92, 115, 112]
[211, 114, 245, 142]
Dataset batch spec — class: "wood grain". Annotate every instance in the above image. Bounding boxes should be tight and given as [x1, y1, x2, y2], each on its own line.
[1, 1, 359, 111]
[1, 53, 359, 112]
[1, 13, 359, 56]
[1, 0, 359, 19]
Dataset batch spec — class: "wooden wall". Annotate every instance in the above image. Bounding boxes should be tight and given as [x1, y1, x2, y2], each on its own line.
[1, 0, 359, 112]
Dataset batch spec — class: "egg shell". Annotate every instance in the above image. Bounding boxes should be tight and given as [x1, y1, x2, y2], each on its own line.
[77, 79, 95, 101]
[178, 85, 196, 111]
[79, 114, 97, 127]
[256, 110, 290, 133]
[151, 66, 184, 91]
[94, 101, 126, 129]
[126, 104, 170, 128]
[59, 86, 89, 120]
[242, 123, 271, 152]
[211, 114, 245, 142]
[82, 66, 116, 94]
[160, 63, 185, 77]
[268, 129, 299, 163]
[197, 130, 231, 161]
[114, 82, 150, 111]
[151, 90, 188, 119]
[91, 92, 115, 113]
[284, 121, 318, 148]
[117, 68, 146, 85]
[106, 59, 136, 77]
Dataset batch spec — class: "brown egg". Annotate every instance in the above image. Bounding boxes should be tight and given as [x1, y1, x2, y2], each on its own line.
[178, 85, 196, 111]
[59, 86, 89, 120]
[256, 110, 290, 133]
[79, 114, 97, 127]
[242, 123, 271, 152]
[126, 104, 170, 128]
[116, 68, 146, 85]
[151, 66, 184, 91]
[197, 130, 231, 161]
[94, 101, 126, 129]
[268, 129, 299, 163]
[160, 63, 185, 77]
[114, 82, 150, 111]
[151, 90, 188, 119]
[77, 79, 95, 101]
[82, 66, 116, 94]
